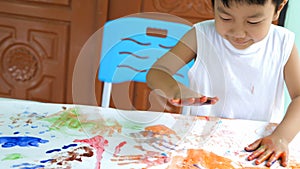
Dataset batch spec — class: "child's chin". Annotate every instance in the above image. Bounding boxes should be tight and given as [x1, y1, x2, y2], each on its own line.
[231, 41, 253, 49]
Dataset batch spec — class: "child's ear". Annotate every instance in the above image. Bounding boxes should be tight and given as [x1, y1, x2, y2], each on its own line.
[273, 0, 288, 21]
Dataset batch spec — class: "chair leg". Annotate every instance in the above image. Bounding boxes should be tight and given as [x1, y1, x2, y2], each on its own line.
[101, 82, 112, 108]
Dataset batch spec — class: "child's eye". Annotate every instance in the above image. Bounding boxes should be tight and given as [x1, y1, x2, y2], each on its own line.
[247, 21, 261, 24]
[219, 16, 232, 21]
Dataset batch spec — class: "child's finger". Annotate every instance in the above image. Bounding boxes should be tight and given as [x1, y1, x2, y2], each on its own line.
[266, 152, 283, 167]
[194, 96, 207, 104]
[248, 145, 266, 161]
[203, 96, 219, 105]
[169, 98, 181, 104]
[181, 98, 196, 105]
[169, 96, 219, 106]
[254, 150, 272, 165]
[280, 152, 288, 167]
[181, 97, 209, 106]
[245, 139, 262, 151]
[193, 97, 219, 106]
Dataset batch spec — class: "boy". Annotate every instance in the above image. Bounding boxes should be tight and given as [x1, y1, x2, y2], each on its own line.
[146, 0, 300, 167]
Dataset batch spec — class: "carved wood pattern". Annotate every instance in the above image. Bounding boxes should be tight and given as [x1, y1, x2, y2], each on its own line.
[143, 0, 214, 22]
[4, 45, 39, 82]
[0, 15, 68, 102]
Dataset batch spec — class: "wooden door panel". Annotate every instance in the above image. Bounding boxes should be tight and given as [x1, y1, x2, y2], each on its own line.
[107, 0, 142, 20]
[20, 0, 70, 6]
[0, 1, 72, 21]
[0, 14, 69, 102]
[142, 0, 214, 23]
[0, 0, 103, 104]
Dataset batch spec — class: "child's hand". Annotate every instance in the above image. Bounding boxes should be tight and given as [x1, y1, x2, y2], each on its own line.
[245, 134, 289, 167]
[168, 96, 219, 106]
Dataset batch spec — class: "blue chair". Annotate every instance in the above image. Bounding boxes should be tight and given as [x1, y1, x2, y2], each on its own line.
[98, 17, 194, 113]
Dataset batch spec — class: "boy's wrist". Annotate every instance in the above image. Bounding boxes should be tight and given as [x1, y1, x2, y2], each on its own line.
[271, 129, 292, 144]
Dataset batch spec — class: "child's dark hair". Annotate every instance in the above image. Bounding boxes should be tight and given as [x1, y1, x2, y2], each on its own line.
[211, 0, 284, 11]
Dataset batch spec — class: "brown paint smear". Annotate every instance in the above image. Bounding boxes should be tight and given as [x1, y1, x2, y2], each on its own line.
[168, 149, 235, 169]
[144, 125, 176, 135]
[51, 146, 93, 166]
[166, 149, 285, 169]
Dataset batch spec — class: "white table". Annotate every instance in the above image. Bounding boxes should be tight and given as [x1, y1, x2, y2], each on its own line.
[0, 99, 299, 169]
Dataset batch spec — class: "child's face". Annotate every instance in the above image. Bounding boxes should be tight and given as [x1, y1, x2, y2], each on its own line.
[214, 0, 279, 49]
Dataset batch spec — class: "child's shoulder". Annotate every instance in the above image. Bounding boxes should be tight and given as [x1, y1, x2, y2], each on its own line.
[271, 24, 295, 37]
[194, 19, 215, 27]
[268, 24, 295, 45]
[193, 19, 216, 33]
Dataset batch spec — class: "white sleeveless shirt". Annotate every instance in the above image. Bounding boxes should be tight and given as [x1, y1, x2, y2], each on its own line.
[188, 20, 295, 123]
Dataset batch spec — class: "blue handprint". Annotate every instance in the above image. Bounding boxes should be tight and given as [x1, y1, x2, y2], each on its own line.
[0, 136, 49, 148]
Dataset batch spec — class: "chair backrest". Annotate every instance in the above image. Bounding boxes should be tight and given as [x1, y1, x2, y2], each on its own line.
[98, 17, 194, 111]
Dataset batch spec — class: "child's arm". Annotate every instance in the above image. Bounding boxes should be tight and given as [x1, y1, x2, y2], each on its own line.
[279, 44, 300, 143]
[146, 27, 198, 99]
[146, 27, 218, 106]
[246, 44, 300, 167]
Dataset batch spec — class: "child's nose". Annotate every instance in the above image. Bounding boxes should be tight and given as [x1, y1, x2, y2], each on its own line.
[231, 25, 247, 38]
